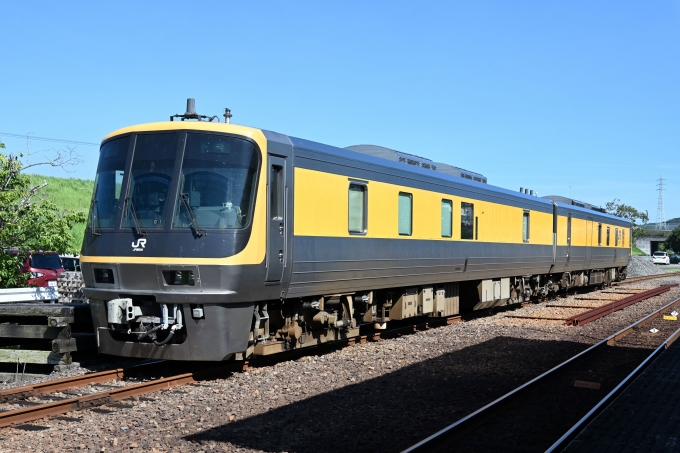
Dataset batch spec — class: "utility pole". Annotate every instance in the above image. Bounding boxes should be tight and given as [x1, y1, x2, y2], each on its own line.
[657, 175, 666, 230]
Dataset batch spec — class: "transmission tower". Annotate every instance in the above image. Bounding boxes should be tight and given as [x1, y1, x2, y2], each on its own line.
[657, 175, 666, 230]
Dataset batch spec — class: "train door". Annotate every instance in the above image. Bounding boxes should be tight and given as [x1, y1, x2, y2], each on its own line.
[585, 218, 593, 266]
[566, 213, 572, 267]
[266, 156, 287, 282]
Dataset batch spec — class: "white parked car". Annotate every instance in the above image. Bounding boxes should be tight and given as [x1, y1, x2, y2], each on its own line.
[653, 251, 670, 265]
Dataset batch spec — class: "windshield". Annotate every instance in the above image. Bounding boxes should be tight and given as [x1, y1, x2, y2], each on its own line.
[172, 133, 259, 230]
[654, 252, 666, 256]
[30, 254, 62, 270]
[91, 136, 129, 228]
[61, 257, 79, 271]
[122, 133, 178, 229]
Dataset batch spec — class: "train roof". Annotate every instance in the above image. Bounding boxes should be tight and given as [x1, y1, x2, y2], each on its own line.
[344, 144, 487, 184]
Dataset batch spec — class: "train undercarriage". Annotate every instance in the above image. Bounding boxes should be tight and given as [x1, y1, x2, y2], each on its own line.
[247, 266, 628, 356]
[101, 266, 627, 359]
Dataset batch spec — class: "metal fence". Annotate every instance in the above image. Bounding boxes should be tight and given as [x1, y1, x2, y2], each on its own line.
[0, 287, 58, 304]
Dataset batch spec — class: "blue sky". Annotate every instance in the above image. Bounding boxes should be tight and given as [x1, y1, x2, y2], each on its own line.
[1, 1, 679, 221]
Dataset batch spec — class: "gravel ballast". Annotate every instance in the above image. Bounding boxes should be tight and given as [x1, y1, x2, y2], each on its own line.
[2, 275, 680, 453]
[627, 255, 665, 277]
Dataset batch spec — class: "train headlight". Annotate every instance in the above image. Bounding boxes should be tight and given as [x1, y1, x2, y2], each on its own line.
[162, 270, 195, 286]
[94, 268, 114, 284]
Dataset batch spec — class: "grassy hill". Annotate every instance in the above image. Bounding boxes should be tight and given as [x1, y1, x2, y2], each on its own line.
[29, 174, 94, 251]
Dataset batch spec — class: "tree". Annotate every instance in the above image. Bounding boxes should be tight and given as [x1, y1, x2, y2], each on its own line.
[665, 227, 680, 253]
[0, 142, 86, 288]
[605, 198, 649, 242]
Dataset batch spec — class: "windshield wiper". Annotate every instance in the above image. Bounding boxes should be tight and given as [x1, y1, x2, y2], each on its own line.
[180, 193, 206, 237]
[89, 184, 101, 237]
[125, 196, 147, 237]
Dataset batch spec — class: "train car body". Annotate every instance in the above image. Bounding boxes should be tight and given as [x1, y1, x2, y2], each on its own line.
[82, 120, 631, 360]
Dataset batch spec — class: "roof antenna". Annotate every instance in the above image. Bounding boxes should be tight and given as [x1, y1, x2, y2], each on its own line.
[170, 98, 219, 122]
[223, 108, 232, 124]
[186, 98, 196, 117]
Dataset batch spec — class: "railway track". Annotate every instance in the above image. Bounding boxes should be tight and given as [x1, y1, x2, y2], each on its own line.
[0, 319, 462, 429]
[0, 275, 672, 431]
[618, 272, 678, 285]
[0, 361, 247, 428]
[402, 295, 680, 453]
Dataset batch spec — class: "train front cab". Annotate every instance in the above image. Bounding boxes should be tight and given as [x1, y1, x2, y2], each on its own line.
[82, 123, 296, 360]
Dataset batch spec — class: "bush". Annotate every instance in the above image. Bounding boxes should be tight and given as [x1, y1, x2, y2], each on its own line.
[0, 144, 85, 288]
[666, 227, 680, 254]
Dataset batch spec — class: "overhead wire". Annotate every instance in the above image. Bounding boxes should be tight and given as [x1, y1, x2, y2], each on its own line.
[0, 132, 99, 147]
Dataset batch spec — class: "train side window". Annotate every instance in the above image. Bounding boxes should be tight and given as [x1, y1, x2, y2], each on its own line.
[270, 165, 283, 220]
[461, 202, 474, 239]
[398, 192, 413, 236]
[567, 214, 572, 246]
[598, 224, 602, 246]
[348, 183, 367, 234]
[522, 211, 530, 242]
[615, 228, 619, 246]
[475, 216, 479, 240]
[441, 199, 452, 238]
[606, 227, 610, 246]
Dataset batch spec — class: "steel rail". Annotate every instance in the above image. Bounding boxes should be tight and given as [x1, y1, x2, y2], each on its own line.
[0, 372, 198, 427]
[401, 296, 680, 453]
[0, 362, 245, 428]
[0, 360, 165, 403]
[619, 272, 680, 285]
[564, 285, 675, 326]
[0, 368, 124, 403]
[546, 324, 680, 452]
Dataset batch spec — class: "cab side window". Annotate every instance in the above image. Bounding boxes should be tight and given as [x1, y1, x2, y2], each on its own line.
[598, 224, 602, 246]
[441, 199, 452, 238]
[522, 211, 530, 242]
[461, 202, 474, 240]
[398, 192, 413, 236]
[348, 183, 367, 234]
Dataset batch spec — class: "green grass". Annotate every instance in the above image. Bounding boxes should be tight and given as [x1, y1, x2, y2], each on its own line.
[665, 269, 680, 274]
[632, 245, 647, 256]
[29, 174, 94, 252]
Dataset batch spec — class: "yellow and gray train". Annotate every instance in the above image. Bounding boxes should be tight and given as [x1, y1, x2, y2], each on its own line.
[82, 102, 631, 360]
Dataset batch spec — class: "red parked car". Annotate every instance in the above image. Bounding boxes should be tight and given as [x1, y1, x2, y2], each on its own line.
[17, 251, 65, 287]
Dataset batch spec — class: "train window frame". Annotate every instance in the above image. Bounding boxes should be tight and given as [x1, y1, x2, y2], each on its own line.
[348, 182, 368, 235]
[567, 214, 572, 246]
[170, 132, 261, 231]
[615, 228, 619, 247]
[606, 227, 610, 246]
[270, 165, 284, 221]
[398, 192, 413, 236]
[522, 211, 530, 243]
[91, 135, 131, 230]
[598, 223, 602, 246]
[122, 132, 179, 230]
[461, 202, 474, 240]
[441, 199, 453, 238]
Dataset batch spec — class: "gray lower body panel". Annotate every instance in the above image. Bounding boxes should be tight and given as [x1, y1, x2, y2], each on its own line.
[288, 237, 631, 297]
